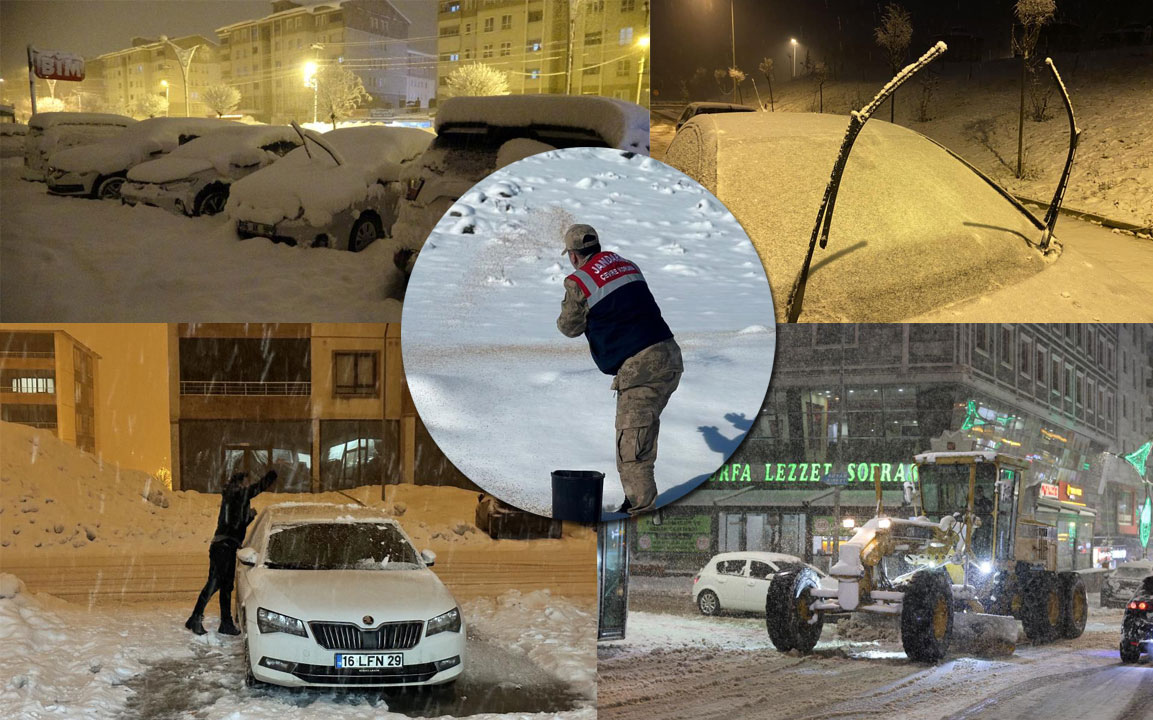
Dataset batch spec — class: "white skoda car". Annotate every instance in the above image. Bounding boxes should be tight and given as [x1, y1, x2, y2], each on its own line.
[235, 503, 465, 688]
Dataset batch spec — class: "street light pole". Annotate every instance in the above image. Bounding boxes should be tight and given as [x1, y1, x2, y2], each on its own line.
[161, 80, 169, 116]
[635, 35, 649, 106]
[790, 38, 798, 79]
[729, 0, 736, 69]
[160, 36, 200, 117]
[304, 61, 319, 124]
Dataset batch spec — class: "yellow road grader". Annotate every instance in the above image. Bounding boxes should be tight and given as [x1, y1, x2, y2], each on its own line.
[766, 451, 1088, 662]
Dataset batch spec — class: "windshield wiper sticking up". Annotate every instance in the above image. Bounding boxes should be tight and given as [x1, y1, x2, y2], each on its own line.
[289, 120, 345, 166]
[785, 42, 947, 323]
[1040, 58, 1080, 252]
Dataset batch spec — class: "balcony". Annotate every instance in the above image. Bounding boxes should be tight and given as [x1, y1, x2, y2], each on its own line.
[180, 381, 311, 396]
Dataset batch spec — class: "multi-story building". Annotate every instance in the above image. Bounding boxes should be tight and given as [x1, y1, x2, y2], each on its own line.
[435, 0, 650, 105]
[215, 0, 412, 124]
[633, 324, 1153, 575]
[96, 35, 222, 117]
[0, 330, 99, 454]
[168, 323, 470, 494]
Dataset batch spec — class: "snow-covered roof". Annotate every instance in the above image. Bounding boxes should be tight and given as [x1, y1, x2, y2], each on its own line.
[126, 125, 300, 183]
[435, 95, 649, 153]
[709, 551, 805, 565]
[29, 112, 135, 130]
[686, 102, 756, 112]
[262, 502, 396, 524]
[50, 117, 238, 174]
[227, 125, 432, 227]
[214, 0, 401, 34]
[914, 451, 1018, 464]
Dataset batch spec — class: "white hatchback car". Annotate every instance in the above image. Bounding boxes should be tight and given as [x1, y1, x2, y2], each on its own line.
[692, 551, 833, 615]
[235, 503, 465, 688]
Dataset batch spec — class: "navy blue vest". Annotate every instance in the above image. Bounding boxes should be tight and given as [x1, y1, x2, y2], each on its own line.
[568, 252, 673, 375]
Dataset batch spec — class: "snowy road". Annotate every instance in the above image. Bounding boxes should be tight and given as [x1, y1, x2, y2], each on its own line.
[598, 599, 1148, 720]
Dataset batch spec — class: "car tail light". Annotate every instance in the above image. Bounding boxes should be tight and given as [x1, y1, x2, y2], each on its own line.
[1131, 601, 1139, 610]
[405, 177, 424, 201]
[1141, 602, 1149, 611]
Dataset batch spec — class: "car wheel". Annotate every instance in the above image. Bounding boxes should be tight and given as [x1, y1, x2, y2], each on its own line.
[95, 176, 124, 200]
[195, 187, 229, 216]
[349, 213, 382, 252]
[243, 638, 257, 687]
[697, 589, 720, 616]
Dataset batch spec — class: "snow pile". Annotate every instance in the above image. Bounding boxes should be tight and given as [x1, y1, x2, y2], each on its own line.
[0, 123, 28, 137]
[403, 147, 776, 515]
[49, 117, 237, 174]
[226, 125, 432, 227]
[127, 125, 301, 183]
[836, 612, 899, 642]
[436, 95, 650, 153]
[601, 611, 777, 657]
[464, 589, 596, 695]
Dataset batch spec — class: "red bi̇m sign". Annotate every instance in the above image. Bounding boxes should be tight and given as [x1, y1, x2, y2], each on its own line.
[29, 47, 86, 82]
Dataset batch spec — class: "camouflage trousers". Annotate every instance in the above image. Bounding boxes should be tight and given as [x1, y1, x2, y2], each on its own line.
[612, 338, 683, 514]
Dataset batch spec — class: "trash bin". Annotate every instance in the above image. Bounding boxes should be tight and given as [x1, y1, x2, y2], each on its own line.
[551, 470, 604, 522]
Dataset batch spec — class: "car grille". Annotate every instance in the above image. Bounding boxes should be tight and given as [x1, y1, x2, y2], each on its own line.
[309, 620, 423, 650]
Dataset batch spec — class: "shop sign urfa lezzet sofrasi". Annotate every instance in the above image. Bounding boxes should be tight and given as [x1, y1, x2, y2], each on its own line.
[711, 462, 918, 485]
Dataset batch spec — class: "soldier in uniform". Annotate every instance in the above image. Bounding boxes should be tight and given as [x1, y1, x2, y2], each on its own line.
[556, 224, 682, 515]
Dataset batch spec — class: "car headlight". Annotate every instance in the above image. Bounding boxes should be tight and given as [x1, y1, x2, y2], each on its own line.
[426, 607, 461, 637]
[257, 607, 308, 637]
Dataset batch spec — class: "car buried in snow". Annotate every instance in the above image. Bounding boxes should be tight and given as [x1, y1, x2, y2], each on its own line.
[674, 101, 757, 131]
[227, 125, 433, 251]
[474, 493, 563, 540]
[692, 551, 834, 616]
[22, 111, 136, 182]
[120, 125, 301, 216]
[235, 503, 465, 688]
[1102, 560, 1153, 608]
[390, 94, 650, 279]
[45, 117, 237, 199]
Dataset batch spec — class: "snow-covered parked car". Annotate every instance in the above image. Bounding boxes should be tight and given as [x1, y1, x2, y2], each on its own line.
[121, 125, 301, 216]
[235, 503, 465, 688]
[1, 122, 29, 158]
[675, 101, 756, 131]
[45, 117, 236, 199]
[22, 112, 135, 181]
[391, 94, 650, 270]
[1102, 559, 1153, 608]
[228, 125, 433, 251]
[692, 551, 834, 615]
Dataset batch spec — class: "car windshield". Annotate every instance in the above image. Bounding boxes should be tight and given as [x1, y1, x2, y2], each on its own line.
[775, 561, 804, 574]
[266, 521, 420, 570]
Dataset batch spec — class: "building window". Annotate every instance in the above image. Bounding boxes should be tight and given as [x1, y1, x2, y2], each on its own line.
[527, 39, 542, 51]
[333, 352, 379, 397]
[1118, 491, 1135, 525]
[501, 14, 512, 30]
[439, 25, 460, 37]
[1036, 348, 1046, 388]
[1052, 357, 1061, 395]
[529, 68, 540, 79]
[616, 59, 631, 76]
[620, 26, 635, 45]
[9, 377, 55, 394]
[527, 10, 543, 22]
[500, 42, 511, 56]
[482, 44, 493, 58]
[583, 65, 601, 75]
[484, 17, 494, 32]
[1019, 337, 1031, 377]
[621, 0, 636, 10]
[585, 31, 603, 46]
[974, 324, 991, 354]
[320, 420, 388, 490]
[999, 326, 1012, 367]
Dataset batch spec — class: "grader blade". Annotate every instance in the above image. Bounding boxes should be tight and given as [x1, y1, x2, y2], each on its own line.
[952, 612, 1018, 657]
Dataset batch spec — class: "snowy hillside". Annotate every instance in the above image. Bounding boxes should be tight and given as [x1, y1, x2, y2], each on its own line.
[403, 147, 776, 516]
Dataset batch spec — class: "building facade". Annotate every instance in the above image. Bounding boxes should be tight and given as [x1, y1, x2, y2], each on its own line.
[634, 324, 1153, 575]
[436, 0, 649, 105]
[168, 323, 470, 494]
[215, 0, 413, 123]
[0, 330, 99, 454]
[96, 35, 222, 117]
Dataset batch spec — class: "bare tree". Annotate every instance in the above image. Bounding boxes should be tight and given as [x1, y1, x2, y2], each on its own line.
[915, 68, 939, 122]
[814, 62, 829, 112]
[1014, 0, 1056, 177]
[445, 63, 510, 98]
[874, 2, 913, 122]
[202, 84, 242, 118]
[758, 57, 775, 110]
[316, 64, 372, 130]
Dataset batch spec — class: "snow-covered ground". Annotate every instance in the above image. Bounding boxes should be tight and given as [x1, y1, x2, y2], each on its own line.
[402, 147, 776, 517]
[598, 591, 1146, 720]
[0, 576, 595, 720]
[0, 157, 406, 321]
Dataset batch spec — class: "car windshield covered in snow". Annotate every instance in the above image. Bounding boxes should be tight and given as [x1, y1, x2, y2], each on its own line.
[1117, 564, 1153, 578]
[266, 521, 421, 570]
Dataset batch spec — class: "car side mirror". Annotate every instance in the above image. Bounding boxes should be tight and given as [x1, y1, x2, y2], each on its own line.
[420, 549, 436, 567]
[237, 547, 259, 567]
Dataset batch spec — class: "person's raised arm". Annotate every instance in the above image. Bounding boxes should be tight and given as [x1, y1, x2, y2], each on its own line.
[246, 469, 279, 500]
[557, 278, 588, 338]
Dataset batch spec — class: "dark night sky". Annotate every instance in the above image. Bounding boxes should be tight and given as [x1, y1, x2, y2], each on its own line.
[651, 0, 1153, 93]
[1, 0, 436, 80]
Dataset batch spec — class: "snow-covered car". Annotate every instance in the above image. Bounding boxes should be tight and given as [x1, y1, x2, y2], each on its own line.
[228, 125, 433, 251]
[235, 503, 465, 688]
[391, 94, 650, 267]
[692, 551, 834, 615]
[45, 117, 236, 199]
[22, 112, 135, 181]
[675, 101, 756, 131]
[1103, 560, 1153, 608]
[1, 123, 29, 158]
[121, 125, 301, 216]
[663, 110, 1153, 322]
[474, 493, 562, 540]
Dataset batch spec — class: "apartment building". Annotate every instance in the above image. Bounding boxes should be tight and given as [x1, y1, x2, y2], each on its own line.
[95, 35, 222, 117]
[215, 0, 413, 123]
[0, 330, 99, 454]
[570, 0, 650, 103]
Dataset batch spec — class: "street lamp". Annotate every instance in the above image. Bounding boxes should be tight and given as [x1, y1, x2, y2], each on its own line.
[790, 38, 798, 79]
[303, 61, 318, 124]
[160, 80, 169, 117]
[635, 35, 650, 106]
[159, 35, 200, 117]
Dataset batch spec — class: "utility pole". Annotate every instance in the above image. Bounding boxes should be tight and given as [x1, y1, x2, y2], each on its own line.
[161, 36, 200, 117]
[729, 0, 736, 69]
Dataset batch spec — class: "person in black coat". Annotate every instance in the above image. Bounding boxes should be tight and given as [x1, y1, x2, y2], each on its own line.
[185, 469, 278, 635]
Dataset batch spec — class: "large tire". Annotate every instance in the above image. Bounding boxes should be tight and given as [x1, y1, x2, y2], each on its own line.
[766, 568, 824, 653]
[1120, 641, 1141, 663]
[697, 589, 720, 616]
[1058, 572, 1088, 639]
[1020, 570, 1061, 643]
[900, 570, 954, 663]
[348, 213, 382, 252]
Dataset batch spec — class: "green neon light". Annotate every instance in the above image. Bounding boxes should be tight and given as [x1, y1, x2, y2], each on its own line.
[1140, 496, 1152, 549]
[960, 400, 983, 431]
[710, 462, 918, 485]
[1124, 441, 1151, 479]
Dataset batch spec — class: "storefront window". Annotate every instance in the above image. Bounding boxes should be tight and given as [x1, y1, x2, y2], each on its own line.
[319, 420, 386, 491]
